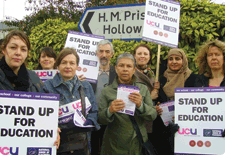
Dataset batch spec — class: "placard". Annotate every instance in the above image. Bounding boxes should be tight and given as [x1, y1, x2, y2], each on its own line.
[64, 31, 105, 83]
[175, 87, 225, 155]
[0, 90, 59, 155]
[34, 70, 59, 82]
[142, 0, 180, 47]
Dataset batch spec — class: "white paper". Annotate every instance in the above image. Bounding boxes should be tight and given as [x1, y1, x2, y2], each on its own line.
[159, 101, 174, 126]
[74, 109, 94, 128]
[117, 85, 140, 116]
[58, 97, 93, 128]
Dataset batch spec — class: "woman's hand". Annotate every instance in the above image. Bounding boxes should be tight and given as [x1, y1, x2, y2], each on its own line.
[156, 102, 163, 115]
[54, 127, 61, 149]
[78, 74, 86, 81]
[128, 92, 142, 108]
[109, 99, 125, 113]
[151, 89, 159, 100]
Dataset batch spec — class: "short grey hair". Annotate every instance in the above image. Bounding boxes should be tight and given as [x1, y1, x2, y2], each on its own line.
[116, 53, 136, 68]
[96, 40, 114, 54]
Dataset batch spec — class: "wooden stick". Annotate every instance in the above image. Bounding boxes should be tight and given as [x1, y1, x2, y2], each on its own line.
[155, 44, 161, 81]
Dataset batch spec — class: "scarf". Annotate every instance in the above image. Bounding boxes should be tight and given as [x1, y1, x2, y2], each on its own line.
[163, 48, 192, 100]
[0, 56, 29, 91]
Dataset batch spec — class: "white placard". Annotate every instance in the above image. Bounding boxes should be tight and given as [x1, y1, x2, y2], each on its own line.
[34, 69, 59, 82]
[0, 90, 59, 155]
[142, 0, 180, 47]
[64, 31, 105, 83]
[175, 87, 225, 155]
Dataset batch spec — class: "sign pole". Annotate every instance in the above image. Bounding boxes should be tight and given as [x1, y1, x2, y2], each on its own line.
[155, 44, 161, 81]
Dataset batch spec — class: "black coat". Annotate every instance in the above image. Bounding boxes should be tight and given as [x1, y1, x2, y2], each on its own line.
[194, 74, 225, 87]
[152, 72, 198, 155]
[157, 72, 198, 103]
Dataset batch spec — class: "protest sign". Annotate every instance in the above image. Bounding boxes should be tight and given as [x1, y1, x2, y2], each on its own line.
[142, 0, 180, 48]
[58, 97, 94, 128]
[175, 87, 225, 155]
[64, 31, 105, 83]
[34, 70, 59, 82]
[0, 90, 59, 155]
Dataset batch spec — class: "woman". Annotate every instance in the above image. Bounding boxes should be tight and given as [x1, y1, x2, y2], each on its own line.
[43, 48, 100, 155]
[195, 40, 225, 87]
[133, 44, 159, 154]
[36, 47, 57, 70]
[154, 48, 197, 155]
[133, 43, 159, 100]
[0, 30, 60, 148]
[98, 53, 157, 155]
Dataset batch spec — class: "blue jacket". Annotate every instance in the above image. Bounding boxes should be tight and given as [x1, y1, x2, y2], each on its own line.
[43, 73, 100, 130]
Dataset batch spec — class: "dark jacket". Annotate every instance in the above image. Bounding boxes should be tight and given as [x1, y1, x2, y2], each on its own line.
[0, 68, 44, 92]
[90, 65, 117, 93]
[157, 72, 198, 103]
[195, 74, 225, 87]
[152, 72, 198, 155]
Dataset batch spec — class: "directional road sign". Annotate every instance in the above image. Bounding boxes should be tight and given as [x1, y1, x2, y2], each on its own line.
[78, 3, 145, 41]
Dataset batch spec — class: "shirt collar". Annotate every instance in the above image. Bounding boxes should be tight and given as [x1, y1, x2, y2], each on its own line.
[99, 66, 110, 76]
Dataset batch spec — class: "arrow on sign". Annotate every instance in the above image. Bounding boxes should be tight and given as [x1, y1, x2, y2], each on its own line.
[82, 11, 94, 34]
[78, 3, 145, 40]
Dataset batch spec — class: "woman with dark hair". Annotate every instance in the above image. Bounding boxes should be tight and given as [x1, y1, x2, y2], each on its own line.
[132, 43, 159, 154]
[43, 48, 100, 155]
[36, 47, 57, 70]
[0, 30, 60, 148]
[195, 40, 225, 87]
[153, 48, 197, 155]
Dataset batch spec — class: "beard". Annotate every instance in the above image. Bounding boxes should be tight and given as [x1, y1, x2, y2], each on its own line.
[100, 57, 109, 66]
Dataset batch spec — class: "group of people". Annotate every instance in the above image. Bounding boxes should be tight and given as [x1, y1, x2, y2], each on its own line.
[0, 30, 225, 155]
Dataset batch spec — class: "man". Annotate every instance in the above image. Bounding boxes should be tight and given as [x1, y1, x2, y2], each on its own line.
[91, 39, 117, 103]
[91, 40, 117, 154]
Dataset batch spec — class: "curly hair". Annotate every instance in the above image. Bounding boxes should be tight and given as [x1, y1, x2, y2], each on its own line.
[196, 40, 225, 77]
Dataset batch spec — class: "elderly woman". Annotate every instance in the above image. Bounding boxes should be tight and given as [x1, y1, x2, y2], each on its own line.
[43, 48, 100, 155]
[195, 40, 225, 87]
[0, 30, 60, 147]
[98, 53, 157, 155]
[154, 48, 197, 155]
[36, 47, 57, 70]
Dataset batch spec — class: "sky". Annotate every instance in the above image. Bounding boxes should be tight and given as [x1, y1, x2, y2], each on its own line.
[0, 0, 225, 21]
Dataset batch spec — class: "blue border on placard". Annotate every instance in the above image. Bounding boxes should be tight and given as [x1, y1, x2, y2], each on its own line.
[78, 3, 145, 41]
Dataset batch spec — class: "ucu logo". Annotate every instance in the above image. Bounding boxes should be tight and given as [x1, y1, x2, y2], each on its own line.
[36, 71, 58, 77]
[59, 102, 82, 116]
[146, 20, 160, 28]
[0, 147, 19, 155]
[178, 128, 197, 135]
